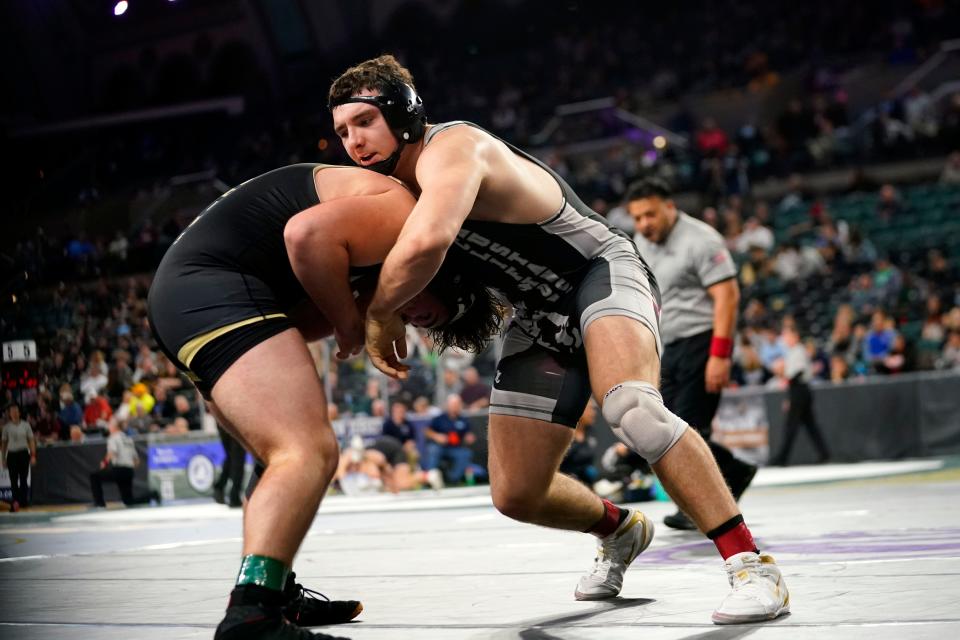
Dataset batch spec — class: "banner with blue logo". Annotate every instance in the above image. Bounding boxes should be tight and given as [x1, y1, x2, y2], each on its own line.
[149, 441, 229, 470]
[1, 467, 12, 503]
[148, 440, 252, 499]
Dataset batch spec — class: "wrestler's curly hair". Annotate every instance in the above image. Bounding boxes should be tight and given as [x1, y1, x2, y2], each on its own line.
[329, 54, 416, 106]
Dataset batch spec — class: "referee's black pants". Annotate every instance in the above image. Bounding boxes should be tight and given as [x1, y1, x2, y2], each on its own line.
[661, 330, 756, 490]
[214, 426, 246, 504]
[6, 450, 31, 507]
[91, 465, 135, 506]
[772, 378, 831, 465]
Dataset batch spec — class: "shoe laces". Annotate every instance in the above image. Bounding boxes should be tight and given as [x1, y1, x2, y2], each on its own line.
[290, 582, 331, 605]
[588, 555, 612, 579]
[587, 537, 621, 578]
[725, 555, 763, 588]
[284, 573, 330, 606]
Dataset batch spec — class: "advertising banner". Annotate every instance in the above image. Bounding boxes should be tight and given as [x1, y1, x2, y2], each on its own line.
[148, 440, 251, 500]
[1, 465, 31, 503]
[711, 388, 770, 465]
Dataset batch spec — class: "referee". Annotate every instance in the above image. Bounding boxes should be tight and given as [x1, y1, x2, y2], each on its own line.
[627, 178, 757, 531]
[770, 324, 831, 466]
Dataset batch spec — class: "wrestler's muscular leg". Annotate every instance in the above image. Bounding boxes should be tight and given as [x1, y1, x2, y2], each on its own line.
[584, 316, 738, 533]
[211, 328, 339, 563]
[488, 416, 604, 530]
[207, 402, 256, 457]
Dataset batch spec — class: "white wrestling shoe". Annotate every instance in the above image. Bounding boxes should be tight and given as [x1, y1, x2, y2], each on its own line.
[575, 509, 654, 600]
[712, 552, 790, 624]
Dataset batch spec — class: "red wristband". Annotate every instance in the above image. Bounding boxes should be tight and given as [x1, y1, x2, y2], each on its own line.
[710, 336, 733, 358]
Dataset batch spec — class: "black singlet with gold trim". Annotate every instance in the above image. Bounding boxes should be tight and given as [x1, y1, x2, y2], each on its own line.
[147, 163, 376, 397]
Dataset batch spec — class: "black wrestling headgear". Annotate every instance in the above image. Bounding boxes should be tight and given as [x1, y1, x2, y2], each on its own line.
[427, 271, 476, 327]
[329, 82, 426, 175]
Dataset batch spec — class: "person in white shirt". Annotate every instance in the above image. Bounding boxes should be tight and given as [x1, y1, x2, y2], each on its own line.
[2, 404, 36, 511]
[769, 325, 831, 466]
[89, 419, 159, 507]
[734, 217, 775, 255]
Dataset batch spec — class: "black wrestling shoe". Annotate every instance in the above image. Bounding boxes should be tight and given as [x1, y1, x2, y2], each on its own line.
[282, 572, 363, 626]
[215, 586, 350, 640]
[663, 510, 698, 531]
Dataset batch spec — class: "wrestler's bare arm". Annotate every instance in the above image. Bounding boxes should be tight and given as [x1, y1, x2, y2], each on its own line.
[368, 128, 490, 319]
[284, 186, 415, 356]
[287, 273, 379, 344]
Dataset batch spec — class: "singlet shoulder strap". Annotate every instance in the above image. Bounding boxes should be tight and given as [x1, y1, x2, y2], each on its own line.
[311, 162, 344, 172]
[423, 121, 470, 146]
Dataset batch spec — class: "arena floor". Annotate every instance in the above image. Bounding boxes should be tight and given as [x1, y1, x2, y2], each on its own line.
[2, 458, 959, 640]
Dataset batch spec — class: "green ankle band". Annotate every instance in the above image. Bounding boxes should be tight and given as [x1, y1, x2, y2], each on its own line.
[236, 555, 289, 591]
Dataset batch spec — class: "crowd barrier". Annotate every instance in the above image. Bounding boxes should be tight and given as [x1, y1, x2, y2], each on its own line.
[710, 370, 960, 466]
[9, 370, 958, 505]
[14, 413, 491, 505]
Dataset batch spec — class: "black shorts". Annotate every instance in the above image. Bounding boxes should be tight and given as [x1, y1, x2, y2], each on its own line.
[148, 268, 294, 400]
[489, 249, 662, 427]
[369, 436, 407, 466]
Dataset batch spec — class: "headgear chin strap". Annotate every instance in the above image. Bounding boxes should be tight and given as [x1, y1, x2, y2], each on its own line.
[425, 271, 477, 327]
[329, 82, 427, 176]
[365, 143, 404, 176]
[448, 292, 477, 325]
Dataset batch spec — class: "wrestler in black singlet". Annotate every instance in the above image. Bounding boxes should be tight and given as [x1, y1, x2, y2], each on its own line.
[148, 164, 376, 398]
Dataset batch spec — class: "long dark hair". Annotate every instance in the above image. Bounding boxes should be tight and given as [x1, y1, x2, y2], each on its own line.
[425, 261, 506, 354]
[428, 283, 505, 354]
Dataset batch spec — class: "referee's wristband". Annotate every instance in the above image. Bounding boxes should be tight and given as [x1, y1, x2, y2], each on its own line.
[710, 336, 733, 358]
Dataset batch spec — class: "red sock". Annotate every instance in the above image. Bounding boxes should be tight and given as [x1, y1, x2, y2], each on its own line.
[707, 514, 758, 559]
[584, 499, 624, 538]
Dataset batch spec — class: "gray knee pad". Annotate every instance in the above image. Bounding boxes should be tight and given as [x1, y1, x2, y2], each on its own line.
[601, 381, 688, 464]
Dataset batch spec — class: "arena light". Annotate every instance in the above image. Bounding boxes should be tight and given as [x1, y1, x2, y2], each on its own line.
[653, 135, 667, 150]
[114, 1, 129, 16]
